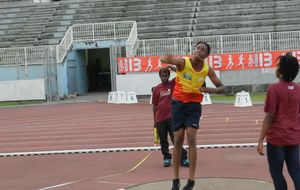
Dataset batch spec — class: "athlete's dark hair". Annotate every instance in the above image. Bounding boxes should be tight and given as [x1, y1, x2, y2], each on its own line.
[159, 67, 170, 77]
[195, 41, 211, 55]
[277, 52, 299, 82]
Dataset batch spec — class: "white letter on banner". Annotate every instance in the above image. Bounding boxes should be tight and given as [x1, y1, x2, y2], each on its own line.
[209, 55, 222, 69]
[118, 59, 125, 73]
[248, 54, 254, 67]
[133, 58, 141, 72]
[254, 53, 259, 67]
[124, 58, 129, 72]
[263, 53, 272, 67]
[129, 58, 134, 71]
[259, 53, 264, 67]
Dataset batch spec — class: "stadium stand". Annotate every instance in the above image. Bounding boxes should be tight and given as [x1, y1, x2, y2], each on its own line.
[193, 0, 300, 36]
[1, 0, 299, 48]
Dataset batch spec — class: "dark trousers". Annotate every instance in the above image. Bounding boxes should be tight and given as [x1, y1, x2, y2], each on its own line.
[156, 118, 187, 160]
[267, 143, 300, 190]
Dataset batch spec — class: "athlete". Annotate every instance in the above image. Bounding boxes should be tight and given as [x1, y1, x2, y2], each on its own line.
[160, 42, 225, 190]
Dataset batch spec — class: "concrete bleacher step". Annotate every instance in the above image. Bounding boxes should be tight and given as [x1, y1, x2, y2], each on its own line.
[60, 0, 195, 8]
[34, 38, 60, 46]
[194, 17, 300, 32]
[15, 34, 40, 40]
[0, 0, 33, 8]
[138, 24, 191, 34]
[137, 19, 193, 28]
[63, 1, 194, 14]
[0, 12, 32, 19]
[46, 20, 72, 27]
[0, 6, 34, 14]
[39, 32, 64, 39]
[197, 0, 300, 13]
[200, 0, 296, 6]
[26, 15, 54, 21]
[40, 26, 68, 33]
[196, 3, 300, 17]
[192, 25, 276, 37]
[0, 35, 17, 41]
[196, 8, 300, 23]
[13, 42, 34, 47]
[138, 31, 188, 40]
[21, 25, 45, 31]
[0, 18, 27, 24]
[14, 37, 37, 42]
[72, 6, 193, 18]
[0, 41, 12, 48]
[0, 30, 19, 35]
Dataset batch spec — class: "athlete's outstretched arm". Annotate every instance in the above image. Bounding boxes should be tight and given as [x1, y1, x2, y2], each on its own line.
[160, 55, 185, 71]
[199, 67, 225, 94]
[165, 65, 177, 72]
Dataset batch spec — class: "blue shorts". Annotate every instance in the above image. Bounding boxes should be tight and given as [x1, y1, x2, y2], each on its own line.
[171, 100, 202, 132]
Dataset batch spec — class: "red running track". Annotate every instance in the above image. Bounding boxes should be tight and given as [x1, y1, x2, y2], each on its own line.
[0, 102, 264, 153]
[0, 102, 296, 190]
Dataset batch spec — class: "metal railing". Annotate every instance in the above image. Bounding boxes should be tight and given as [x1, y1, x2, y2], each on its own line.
[0, 45, 55, 66]
[126, 22, 138, 57]
[1, 26, 300, 66]
[56, 21, 137, 63]
[131, 31, 300, 57]
[0, 21, 137, 66]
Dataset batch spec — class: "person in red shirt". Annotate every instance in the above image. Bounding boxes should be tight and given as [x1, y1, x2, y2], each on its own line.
[152, 66, 189, 167]
[257, 52, 300, 190]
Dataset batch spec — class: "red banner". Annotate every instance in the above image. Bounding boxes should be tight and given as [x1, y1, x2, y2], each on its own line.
[116, 50, 300, 73]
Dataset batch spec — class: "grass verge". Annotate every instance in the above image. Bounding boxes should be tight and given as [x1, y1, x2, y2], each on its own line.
[211, 93, 266, 104]
[0, 100, 45, 107]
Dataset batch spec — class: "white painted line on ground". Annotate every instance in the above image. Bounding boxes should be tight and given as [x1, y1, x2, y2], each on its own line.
[98, 181, 135, 186]
[37, 181, 78, 190]
[0, 143, 266, 157]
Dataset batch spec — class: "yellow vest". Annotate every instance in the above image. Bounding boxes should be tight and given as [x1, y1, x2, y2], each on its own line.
[173, 57, 209, 103]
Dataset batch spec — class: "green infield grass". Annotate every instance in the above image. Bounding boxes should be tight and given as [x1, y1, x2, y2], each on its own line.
[211, 93, 266, 104]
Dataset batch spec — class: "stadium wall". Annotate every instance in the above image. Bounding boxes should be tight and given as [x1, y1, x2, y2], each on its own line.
[0, 65, 46, 101]
[115, 71, 220, 95]
[114, 67, 300, 96]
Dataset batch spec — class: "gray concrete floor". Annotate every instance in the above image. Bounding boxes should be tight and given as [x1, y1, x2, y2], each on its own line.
[126, 177, 274, 190]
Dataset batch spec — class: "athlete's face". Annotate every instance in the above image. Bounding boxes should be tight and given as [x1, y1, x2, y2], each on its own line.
[160, 74, 169, 85]
[193, 43, 209, 60]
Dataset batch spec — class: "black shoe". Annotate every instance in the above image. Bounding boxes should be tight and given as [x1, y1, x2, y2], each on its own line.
[171, 179, 180, 190]
[181, 159, 189, 167]
[164, 159, 171, 167]
[183, 179, 195, 190]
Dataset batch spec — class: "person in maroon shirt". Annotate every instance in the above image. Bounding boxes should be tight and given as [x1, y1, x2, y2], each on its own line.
[152, 66, 188, 167]
[257, 52, 300, 190]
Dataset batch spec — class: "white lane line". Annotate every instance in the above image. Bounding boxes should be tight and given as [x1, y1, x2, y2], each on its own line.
[98, 181, 135, 186]
[0, 143, 265, 157]
[37, 181, 78, 190]
[0, 146, 160, 157]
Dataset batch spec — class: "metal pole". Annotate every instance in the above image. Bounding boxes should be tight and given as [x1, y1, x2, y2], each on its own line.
[269, 33, 272, 51]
